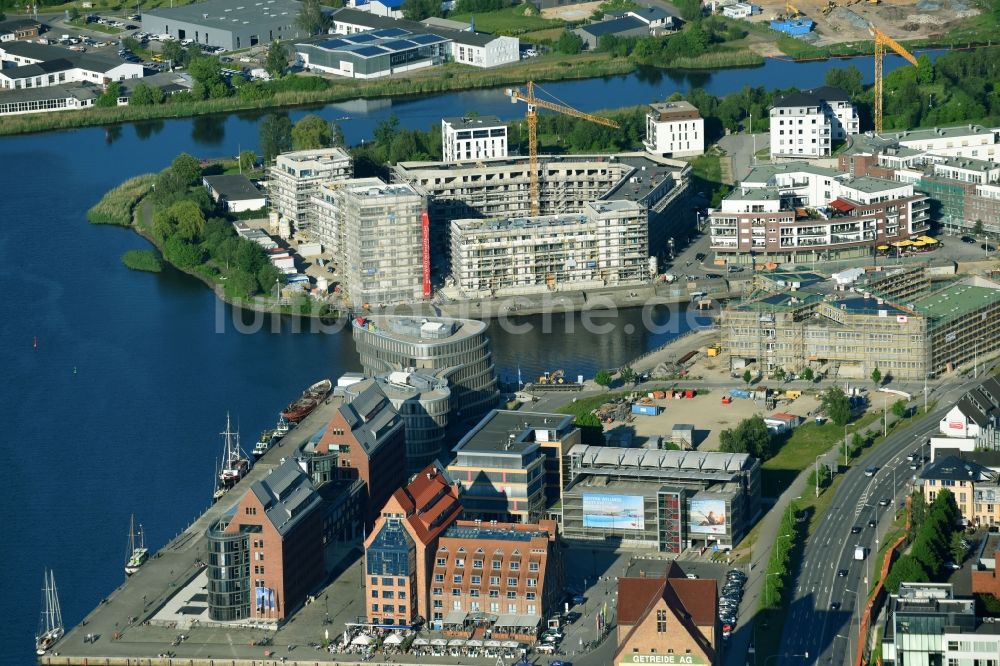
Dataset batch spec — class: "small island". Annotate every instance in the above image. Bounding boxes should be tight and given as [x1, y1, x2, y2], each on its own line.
[121, 249, 164, 273]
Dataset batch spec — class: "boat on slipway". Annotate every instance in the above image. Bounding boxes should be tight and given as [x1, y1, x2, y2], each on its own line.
[213, 413, 250, 502]
[280, 379, 332, 422]
[124, 513, 149, 576]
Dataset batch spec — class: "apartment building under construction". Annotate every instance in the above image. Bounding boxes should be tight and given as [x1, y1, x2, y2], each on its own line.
[721, 267, 1000, 380]
[390, 153, 691, 279]
[449, 200, 650, 297]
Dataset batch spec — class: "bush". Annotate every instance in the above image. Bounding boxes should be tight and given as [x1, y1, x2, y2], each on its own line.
[121, 249, 164, 272]
[87, 174, 157, 226]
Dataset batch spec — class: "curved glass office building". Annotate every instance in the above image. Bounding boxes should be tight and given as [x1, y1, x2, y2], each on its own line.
[352, 315, 499, 425]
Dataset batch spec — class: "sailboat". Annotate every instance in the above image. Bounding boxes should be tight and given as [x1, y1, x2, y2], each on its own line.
[214, 413, 249, 502]
[35, 569, 64, 656]
[124, 514, 149, 576]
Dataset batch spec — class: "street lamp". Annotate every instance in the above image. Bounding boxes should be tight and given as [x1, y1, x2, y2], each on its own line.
[765, 571, 781, 607]
[815, 454, 827, 498]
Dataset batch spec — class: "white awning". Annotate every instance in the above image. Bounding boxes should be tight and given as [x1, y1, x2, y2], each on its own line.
[501, 640, 521, 648]
[412, 637, 429, 646]
[431, 638, 448, 646]
[448, 639, 466, 647]
[495, 613, 518, 627]
[485, 640, 502, 647]
[351, 634, 373, 646]
[466, 639, 484, 647]
[516, 614, 540, 627]
[383, 634, 403, 646]
[444, 610, 467, 625]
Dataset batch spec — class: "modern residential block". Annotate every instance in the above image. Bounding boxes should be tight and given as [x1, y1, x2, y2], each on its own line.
[449, 200, 649, 298]
[269, 147, 352, 236]
[769, 86, 858, 158]
[441, 116, 508, 162]
[644, 101, 704, 157]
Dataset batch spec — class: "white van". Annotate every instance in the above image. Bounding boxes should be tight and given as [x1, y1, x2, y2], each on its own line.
[854, 545, 866, 561]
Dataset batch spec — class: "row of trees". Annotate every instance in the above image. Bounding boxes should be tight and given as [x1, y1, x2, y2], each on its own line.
[761, 500, 802, 610]
[257, 113, 347, 161]
[147, 153, 283, 299]
[884, 490, 965, 593]
[719, 414, 773, 460]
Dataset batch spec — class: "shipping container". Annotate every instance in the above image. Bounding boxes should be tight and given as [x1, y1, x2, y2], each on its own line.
[729, 389, 750, 399]
[631, 404, 661, 416]
[684, 389, 695, 399]
[653, 391, 666, 399]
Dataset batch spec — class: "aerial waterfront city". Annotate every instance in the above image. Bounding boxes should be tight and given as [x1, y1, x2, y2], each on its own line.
[6, 0, 1000, 665]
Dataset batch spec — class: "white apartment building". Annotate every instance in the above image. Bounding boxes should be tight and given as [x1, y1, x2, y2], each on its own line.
[449, 200, 649, 297]
[441, 116, 508, 162]
[337, 179, 427, 307]
[770, 86, 859, 159]
[644, 101, 704, 157]
[892, 124, 1000, 160]
[269, 147, 353, 236]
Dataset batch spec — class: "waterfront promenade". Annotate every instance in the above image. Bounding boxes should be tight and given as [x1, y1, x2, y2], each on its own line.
[45, 397, 346, 666]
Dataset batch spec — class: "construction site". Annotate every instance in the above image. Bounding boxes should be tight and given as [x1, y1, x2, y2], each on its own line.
[739, 0, 981, 47]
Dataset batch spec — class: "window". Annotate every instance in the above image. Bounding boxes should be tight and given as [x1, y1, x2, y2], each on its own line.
[470, 589, 480, 597]
[382, 590, 394, 599]
[382, 577, 393, 586]
[529, 562, 539, 572]
[371, 590, 378, 598]
[473, 559, 483, 569]
[507, 577, 517, 586]
[433, 588, 443, 596]
[433, 600, 443, 609]
[471, 576, 481, 585]
[455, 558, 465, 568]
[434, 574, 444, 583]
[436, 558, 446, 566]
[254, 565, 264, 574]
[489, 590, 499, 598]
[510, 562, 520, 571]
[245, 506, 257, 516]
[452, 588, 461, 596]
[527, 579, 536, 587]
[453, 574, 463, 583]
[656, 609, 667, 633]
[492, 560, 502, 570]
[399, 592, 406, 599]
[490, 576, 500, 585]
[507, 591, 517, 599]
[526, 592, 536, 601]
[372, 603, 379, 612]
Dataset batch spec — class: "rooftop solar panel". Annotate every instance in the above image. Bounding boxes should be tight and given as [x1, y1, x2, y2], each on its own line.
[382, 39, 417, 50]
[353, 45, 389, 57]
[318, 38, 349, 49]
[346, 32, 378, 43]
[371, 27, 409, 37]
[407, 35, 445, 44]
[409, 33, 445, 45]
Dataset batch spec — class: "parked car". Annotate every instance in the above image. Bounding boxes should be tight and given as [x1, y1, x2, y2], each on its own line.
[878, 497, 891, 507]
[851, 525, 862, 534]
[727, 265, 744, 273]
[944, 561, 961, 570]
[962, 235, 977, 243]
[837, 569, 848, 577]
[695, 252, 706, 262]
[982, 243, 996, 252]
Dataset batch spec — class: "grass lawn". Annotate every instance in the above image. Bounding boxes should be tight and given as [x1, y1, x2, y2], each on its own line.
[519, 27, 566, 44]
[685, 151, 729, 206]
[449, 5, 565, 36]
[761, 410, 880, 498]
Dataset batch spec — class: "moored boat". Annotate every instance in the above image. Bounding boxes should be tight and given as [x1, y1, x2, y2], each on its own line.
[124, 514, 149, 576]
[252, 429, 277, 459]
[280, 379, 332, 422]
[214, 413, 250, 501]
[36, 569, 64, 656]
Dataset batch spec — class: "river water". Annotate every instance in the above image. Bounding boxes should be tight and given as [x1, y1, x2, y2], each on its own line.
[0, 52, 930, 661]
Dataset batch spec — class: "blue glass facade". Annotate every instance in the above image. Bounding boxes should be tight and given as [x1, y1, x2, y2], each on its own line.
[366, 520, 415, 577]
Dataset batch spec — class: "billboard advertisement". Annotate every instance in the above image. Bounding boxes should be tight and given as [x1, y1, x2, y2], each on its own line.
[582, 493, 645, 530]
[688, 498, 728, 535]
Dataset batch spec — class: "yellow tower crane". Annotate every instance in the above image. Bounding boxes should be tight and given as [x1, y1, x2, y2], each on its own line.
[506, 81, 621, 217]
[869, 25, 918, 134]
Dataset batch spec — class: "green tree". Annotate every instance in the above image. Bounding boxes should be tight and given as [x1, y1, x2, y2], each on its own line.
[773, 367, 786, 382]
[160, 40, 184, 66]
[719, 415, 772, 459]
[801, 367, 814, 382]
[974, 219, 985, 237]
[871, 366, 882, 386]
[619, 365, 636, 385]
[822, 386, 851, 426]
[228, 270, 259, 299]
[808, 464, 832, 492]
[824, 65, 864, 99]
[401, 0, 440, 21]
[297, 0, 330, 34]
[594, 369, 612, 387]
[257, 263, 283, 295]
[265, 40, 287, 79]
[238, 150, 258, 173]
[674, 0, 701, 21]
[95, 81, 121, 107]
[884, 554, 930, 593]
[554, 30, 583, 55]
[259, 114, 293, 162]
[188, 56, 230, 98]
[742, 369, 752, 386]
[171, 153, 202, 186]
[950, 531, 968, 564]
[68, 6, 80, 20]
[163, 235, 206, 268]
[373, 113, 400, 149]
[129, 82, 164, 106]
[892, 399, 908, 419]
[292, 114, 334, 150]
[122, 36, 140, 53]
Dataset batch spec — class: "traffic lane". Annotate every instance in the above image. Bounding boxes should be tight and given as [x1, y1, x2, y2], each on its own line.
[780, 415, 948, 665]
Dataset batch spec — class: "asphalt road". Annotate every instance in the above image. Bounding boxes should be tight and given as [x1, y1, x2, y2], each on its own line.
[775, 375, 988, 666]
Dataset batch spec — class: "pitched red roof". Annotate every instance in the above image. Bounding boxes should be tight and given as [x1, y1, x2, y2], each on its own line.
[830, 198, 855, 213]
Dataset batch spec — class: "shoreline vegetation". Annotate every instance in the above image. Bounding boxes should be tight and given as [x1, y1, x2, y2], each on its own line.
[121, 249, 164, 272]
